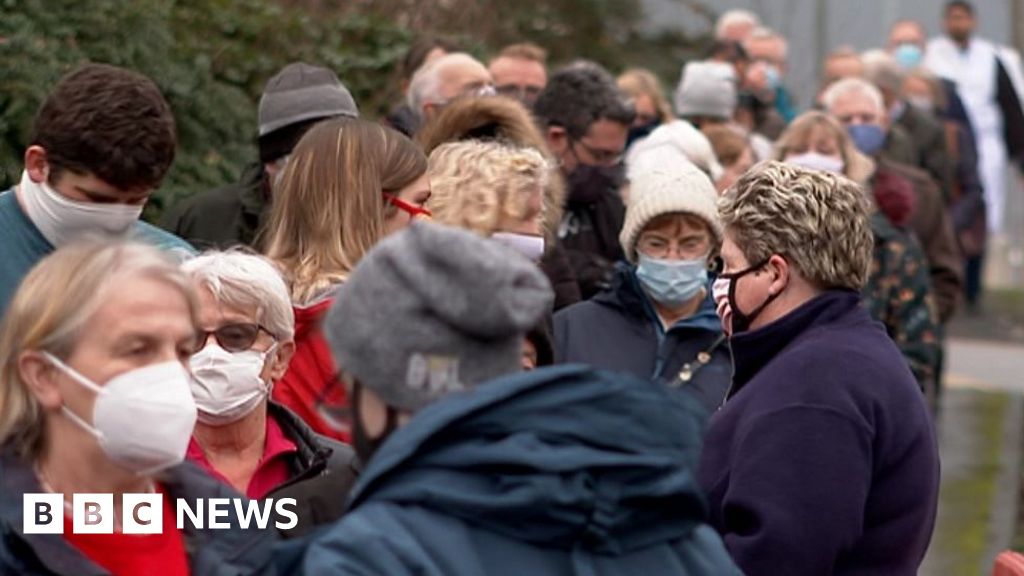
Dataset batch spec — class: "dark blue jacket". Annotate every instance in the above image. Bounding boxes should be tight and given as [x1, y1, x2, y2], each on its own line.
[553, 265, 731, 415]
[302, 365, 741, 576]
[698, 290, 940, 576]
[0, 451, 277, 575]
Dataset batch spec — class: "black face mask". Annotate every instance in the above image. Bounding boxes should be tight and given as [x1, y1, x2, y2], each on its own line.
[351, 380, 400, 465]
[626, 120, 660, 148]
[720, 257, 782, 334]
[567, 162, 625, 205]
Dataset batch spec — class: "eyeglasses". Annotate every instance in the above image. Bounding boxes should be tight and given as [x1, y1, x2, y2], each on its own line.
[637, 236, 712, 260]
[571, 138, 624, 166]
[496, 84, 543, 101]
[384, 193, 433, 218]
[193, 323, 273, 353]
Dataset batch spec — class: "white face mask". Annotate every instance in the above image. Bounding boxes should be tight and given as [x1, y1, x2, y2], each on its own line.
[491, 232, 546, 262]
[45, 354, 197, 476]
[784, 152, 845, 175]
[18, 170, 144, 247]
[189, 343, 276, 426]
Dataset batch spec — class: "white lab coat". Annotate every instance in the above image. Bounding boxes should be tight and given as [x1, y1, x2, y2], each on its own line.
[925, 36, 1007, 233]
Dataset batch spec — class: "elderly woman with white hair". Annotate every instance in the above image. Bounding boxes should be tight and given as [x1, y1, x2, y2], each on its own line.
[0, 240, 276, 575]
[181, 250, 357, 538]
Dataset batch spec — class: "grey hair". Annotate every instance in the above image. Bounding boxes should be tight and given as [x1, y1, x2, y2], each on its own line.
[715, 9, 761, 38]
[861, 49, 905, 95]
[181, 250, 295, 342]
[407, 53, 485, 120]
[747, 26, 789, 59]
[822, 77, 885, 115]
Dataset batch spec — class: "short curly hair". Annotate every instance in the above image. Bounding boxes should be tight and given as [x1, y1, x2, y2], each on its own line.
[31, 63, 176, 192]
[719, 160, 873, 291]
[533, 63, 635, 139]
[427, 140, 550, 236]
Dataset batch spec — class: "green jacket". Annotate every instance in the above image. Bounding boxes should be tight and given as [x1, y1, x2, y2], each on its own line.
[159, 164, 268, 249]
[862, 212, 941, 396]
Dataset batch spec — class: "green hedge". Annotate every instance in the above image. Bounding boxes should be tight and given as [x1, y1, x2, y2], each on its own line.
[0, 0, 705, 221]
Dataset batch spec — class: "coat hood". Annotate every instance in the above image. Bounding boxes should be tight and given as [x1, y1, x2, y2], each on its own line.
[417, 96, 565, 242]
[349, 364, 711, 555]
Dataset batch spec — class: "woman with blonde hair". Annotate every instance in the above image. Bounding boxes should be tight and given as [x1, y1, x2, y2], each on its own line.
[263, 117, 429, 441]
[0, 240, 275, 575]
[427, 140, 554, 369]
[417, 95, 581, 310]
[774, 111, 940, 396]
[617, 68, 675, 140]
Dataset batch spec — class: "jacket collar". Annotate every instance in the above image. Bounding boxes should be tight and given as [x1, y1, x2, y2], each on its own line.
[728, 290, 863, 396]
[265, 402, 331, 485]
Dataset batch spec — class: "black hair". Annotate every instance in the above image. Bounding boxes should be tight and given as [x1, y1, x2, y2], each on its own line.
[532, 63, 635, 139]
[945, 0, 974, 16]
[706, 40, 750, 64]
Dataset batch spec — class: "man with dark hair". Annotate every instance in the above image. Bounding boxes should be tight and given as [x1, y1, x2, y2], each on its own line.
[489, 42, 549, 107]
[534, 63, 635, 299]
[926, 0, 1024, 236]
[0, 63, 190, 316]
[160, 62, 359, 249]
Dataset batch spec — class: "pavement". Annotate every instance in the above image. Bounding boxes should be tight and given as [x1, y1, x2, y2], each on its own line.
[921, 334, 1024, 576]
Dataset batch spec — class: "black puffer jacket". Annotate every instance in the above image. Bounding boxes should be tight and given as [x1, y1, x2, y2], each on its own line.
[265, 402, 359, 539]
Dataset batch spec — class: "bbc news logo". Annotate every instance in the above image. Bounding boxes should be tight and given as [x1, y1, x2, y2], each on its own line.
[24, 494, 298, 534]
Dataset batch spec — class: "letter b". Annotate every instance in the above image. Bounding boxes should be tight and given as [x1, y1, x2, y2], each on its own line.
[73, 494, 113, 534]
[23, 494, 63, 534]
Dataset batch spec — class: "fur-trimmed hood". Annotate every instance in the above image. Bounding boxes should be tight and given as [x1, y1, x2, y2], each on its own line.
[418, 96, 566, 242]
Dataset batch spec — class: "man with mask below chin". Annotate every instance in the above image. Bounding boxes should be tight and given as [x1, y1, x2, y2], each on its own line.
[0, 63, 193, 318]
[298, 221, 741, 576]
[554, 150, 731, 416]
[701, 161, 939, 576]
[181, 251, 358, 539]
[534, 63, 635, 299]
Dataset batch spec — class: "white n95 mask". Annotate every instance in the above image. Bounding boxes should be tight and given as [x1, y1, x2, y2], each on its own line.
[189, 343, 276, 426]
[46, 354, 197, 476]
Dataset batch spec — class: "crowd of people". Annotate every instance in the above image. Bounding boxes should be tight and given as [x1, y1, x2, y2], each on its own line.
[0, 0, 1020, 574]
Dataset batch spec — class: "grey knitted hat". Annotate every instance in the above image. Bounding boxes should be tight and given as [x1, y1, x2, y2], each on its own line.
[258, 63, 359, 136]
[324, 221, 554, 412]
[674, 61, 737, 120]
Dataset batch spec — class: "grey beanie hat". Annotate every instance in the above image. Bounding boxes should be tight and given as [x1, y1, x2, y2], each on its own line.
[674, 61, 737, 120]
[324, 221, 554, 412]
[258, 62, 359, 136]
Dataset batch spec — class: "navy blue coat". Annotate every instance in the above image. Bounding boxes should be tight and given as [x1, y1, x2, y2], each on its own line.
[301, 365, 741, 576]
[698, 291, 940, 575]
[553, 265, 731, 415]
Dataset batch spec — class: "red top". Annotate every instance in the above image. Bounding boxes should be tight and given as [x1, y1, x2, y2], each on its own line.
[63, 487, 189, 576]
[187, 413, 298, 499]
[271, 298, 351, 442]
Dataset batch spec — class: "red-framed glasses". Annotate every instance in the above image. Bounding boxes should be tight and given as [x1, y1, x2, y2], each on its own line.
[384, 193, 432, 219]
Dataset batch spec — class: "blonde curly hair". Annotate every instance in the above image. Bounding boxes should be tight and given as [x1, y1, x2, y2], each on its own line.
[719, 160, 873, 291]
[427, 140, 550, 236]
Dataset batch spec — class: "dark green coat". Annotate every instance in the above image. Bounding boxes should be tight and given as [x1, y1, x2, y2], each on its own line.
[159, 164, 269, 250]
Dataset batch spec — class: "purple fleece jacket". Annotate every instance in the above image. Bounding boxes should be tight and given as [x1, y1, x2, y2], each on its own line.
[698, 290, 940, 575]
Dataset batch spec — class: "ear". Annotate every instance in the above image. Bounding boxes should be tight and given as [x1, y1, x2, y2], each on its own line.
[422, 103, 439, 120]
[766, 254, 791, 296]
[268, 341, 296, 381]
[19, 351, 65, 411]
[546, 126, 569, 155]
[23, 146, 49, 184]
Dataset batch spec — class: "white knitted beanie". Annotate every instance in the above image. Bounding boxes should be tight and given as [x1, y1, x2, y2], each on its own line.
[626, 120, 724, 182]
[620, 148, 723, 263]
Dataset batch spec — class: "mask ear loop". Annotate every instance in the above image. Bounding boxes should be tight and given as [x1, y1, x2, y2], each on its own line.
[42, 352, 105, 440]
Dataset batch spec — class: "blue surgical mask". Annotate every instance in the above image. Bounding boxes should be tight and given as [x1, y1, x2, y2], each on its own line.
[635, 253, 708, 307]
[847, 124, 887, 155]
[764, 65, 781, 91]
[893, 43, 923, 69]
